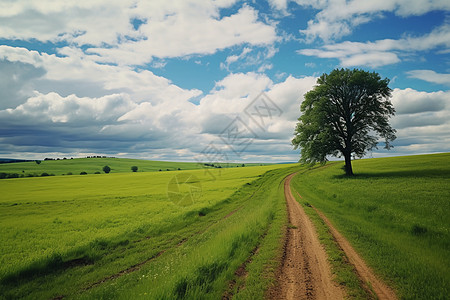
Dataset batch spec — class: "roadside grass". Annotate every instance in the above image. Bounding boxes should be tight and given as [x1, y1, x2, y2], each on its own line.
[290, 153, 450, 299]
[78, 166, 298, 299]
[0, 164, 291, 299]
[0, 157, 269, 177]
[291, 185, 372, 299]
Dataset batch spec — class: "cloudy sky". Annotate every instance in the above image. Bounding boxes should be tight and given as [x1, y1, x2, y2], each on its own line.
[0, 0, 449, 162]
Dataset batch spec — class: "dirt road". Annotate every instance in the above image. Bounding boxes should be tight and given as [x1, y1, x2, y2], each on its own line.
[311, 206, 397, 300]
[268, 173, 344, 300]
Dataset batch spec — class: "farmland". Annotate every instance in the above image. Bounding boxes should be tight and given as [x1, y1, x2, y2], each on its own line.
[0, 163, 294, 299]
[0, 157, 266, 177]
[1, 153, 449, 299]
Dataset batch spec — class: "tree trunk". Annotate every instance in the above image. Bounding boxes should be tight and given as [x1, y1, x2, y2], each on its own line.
[344, 151, 354, 176]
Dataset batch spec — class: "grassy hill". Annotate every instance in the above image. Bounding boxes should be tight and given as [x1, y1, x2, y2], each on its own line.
[291, 152, 450, 299]
[0, 157, 267, 177]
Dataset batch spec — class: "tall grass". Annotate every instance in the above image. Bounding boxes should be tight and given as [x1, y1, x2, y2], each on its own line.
[290, 153, 450, 299]
[0, 164, 291, 299]
[79, 166, 297, 299]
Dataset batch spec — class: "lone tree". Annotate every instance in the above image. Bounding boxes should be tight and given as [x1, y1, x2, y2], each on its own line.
[103, 165, 111, 174]
[131, 166, 138, 172]
[292, 68, 396, 176]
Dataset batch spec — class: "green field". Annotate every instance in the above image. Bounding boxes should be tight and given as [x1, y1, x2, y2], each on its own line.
[1, 154, 448, 299]
[0, 163, 294, 299]
[290, 153, 450, 299]
[0, 157, 267, 177]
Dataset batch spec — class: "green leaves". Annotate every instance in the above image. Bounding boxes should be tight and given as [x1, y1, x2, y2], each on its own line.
[293, 68, 396, 174]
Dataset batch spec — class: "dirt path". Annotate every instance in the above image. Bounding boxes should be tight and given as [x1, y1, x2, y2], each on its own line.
[268, 173, 345, 300]
[311, 206, 397, 300]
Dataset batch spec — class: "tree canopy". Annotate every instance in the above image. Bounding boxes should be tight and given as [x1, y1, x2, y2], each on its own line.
[292, 68, 396, 175]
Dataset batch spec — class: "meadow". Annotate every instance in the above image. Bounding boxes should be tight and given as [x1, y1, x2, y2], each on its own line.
[0, 157, 266, 177]
[290, 153, 450, 299]
[1, 153, 448, 299]
[0, 163, 294, 299]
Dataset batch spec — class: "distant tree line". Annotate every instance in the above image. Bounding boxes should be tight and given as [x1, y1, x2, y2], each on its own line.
[44, 157, 73, 160]
[0, 172, 55, 179]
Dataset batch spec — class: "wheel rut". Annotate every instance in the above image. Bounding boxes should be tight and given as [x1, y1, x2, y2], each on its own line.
[268, 173, 344, 300]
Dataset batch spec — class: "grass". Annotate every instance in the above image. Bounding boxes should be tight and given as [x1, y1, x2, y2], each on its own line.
[0, 157, 268, 177]
[78, 166, 298, 300]
[291, 188, 372, 299]
[0, 163, 293, 299]
[290, 153, 450, 299]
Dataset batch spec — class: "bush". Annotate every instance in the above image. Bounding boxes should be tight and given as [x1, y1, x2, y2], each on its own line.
[35, 160, 41, 165]
[66, 172, 73, 175]
[131, 166, 138, 172]
[80, 171, 87, 175]
[0, 173, 7, 179]
[41, 173, 50, 177]
[94, 171, 101, 174]
[103, 165, 111, 174]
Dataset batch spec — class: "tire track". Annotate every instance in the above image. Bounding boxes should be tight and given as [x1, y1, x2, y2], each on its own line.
[308, 203, 397, 300]
[269, 173, 344, 300]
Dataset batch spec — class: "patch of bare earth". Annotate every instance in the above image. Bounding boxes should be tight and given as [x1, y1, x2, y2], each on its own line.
[310, 205, 397, 300]
[268, 173, 345, 300]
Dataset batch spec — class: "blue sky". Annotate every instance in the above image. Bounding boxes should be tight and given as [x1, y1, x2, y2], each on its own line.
[0, 0, 449, 162]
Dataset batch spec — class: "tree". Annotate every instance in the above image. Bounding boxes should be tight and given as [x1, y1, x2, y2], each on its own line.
[131, 166, 138, 172]
[103, 165, 111, 173]
[292, 68, 396, 176]
[35, 160, 41, 165]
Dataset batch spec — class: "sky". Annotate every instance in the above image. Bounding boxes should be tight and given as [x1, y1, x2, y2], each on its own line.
[0, 0, 449, 163]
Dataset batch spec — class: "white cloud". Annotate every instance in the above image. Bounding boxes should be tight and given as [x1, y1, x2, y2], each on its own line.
[293, 0, 450, 42]
[0, 44, 316, 161]
[0, 1, 277, 66]
[298, 23, 450, 67]
[388, 88, 450, 155]
[1, 92, 136, 125]
[87, 4, 277, 65]
[0, 45, 202, 105]
[391, 88, 449, 115]
[407, 70, 450, 86]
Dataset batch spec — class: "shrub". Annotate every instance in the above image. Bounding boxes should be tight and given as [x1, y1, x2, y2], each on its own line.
[80, 171, 87, 175]
[35, 160, 41, 165]
[94, 171, 101, 174]
[66, 172, 73, 175]
[131, 166, 138, 172]
[103, 165, 111, 174]
[41, 173, 50, 177]
[411, 224, 428, 236]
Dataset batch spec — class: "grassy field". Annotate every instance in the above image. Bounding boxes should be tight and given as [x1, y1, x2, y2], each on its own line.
[0, 163, 294, 299]
[290, 153, 450, 299]
[2, 153, 448, 299]
[0, 157, 267, 177]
